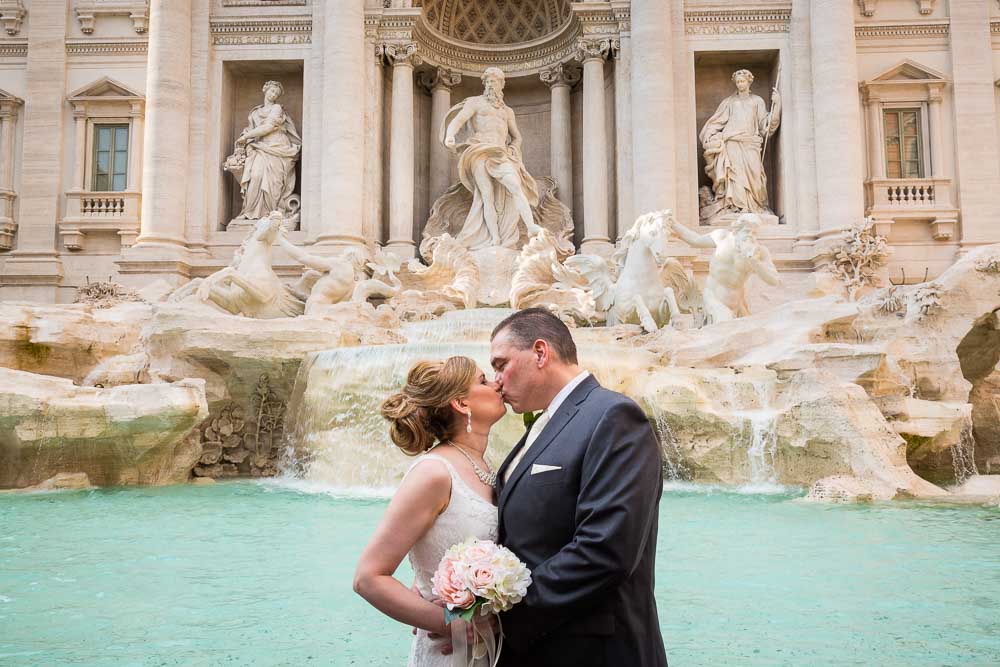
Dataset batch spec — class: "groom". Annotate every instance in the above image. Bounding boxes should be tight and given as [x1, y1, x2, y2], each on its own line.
[490, 308, 667, 666]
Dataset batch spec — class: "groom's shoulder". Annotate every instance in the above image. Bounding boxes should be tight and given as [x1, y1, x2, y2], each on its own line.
[586, 384, 645, 416]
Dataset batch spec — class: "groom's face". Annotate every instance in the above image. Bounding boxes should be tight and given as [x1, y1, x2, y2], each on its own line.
[490, 331, 544, 414]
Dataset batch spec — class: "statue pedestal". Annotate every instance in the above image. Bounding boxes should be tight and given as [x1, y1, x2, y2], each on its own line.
[700, 210, 779, 228]
[226, 214, 298, 234]
[470, 246, 519, 306]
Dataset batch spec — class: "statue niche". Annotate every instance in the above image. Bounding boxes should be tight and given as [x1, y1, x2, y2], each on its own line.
[699, 68, 781, 227]
[224, 80, 302, 232]
[423, 67, 573, 305]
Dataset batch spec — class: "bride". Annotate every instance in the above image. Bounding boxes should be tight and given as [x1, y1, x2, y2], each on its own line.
[354, 356, 506, 666]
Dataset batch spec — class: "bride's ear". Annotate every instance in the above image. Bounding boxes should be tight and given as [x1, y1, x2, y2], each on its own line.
[449, 397, 469, 416]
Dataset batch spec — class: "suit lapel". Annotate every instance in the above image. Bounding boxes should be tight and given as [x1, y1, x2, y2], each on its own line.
[498, 375, 600, 509]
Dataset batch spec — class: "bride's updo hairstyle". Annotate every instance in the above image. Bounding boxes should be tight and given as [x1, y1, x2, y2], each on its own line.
[381, 356, 479, 456]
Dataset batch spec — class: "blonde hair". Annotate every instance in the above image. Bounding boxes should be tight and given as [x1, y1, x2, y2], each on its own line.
[380, 357, 479, 456]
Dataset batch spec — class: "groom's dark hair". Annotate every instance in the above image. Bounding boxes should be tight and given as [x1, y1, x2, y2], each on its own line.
[491, 307, 578, 365]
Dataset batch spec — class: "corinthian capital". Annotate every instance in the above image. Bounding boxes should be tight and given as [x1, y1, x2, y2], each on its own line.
[384, 42, 421, 68]
[419, 67, 462, 93]
[577, 38, 611, 63]
[540, 63, 581, 89]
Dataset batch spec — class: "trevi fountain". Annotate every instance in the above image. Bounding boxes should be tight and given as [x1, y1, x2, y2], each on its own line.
[1, 1, 999, 665]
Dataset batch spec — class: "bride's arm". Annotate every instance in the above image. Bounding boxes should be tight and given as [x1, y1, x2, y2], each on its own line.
[353, 461, 452, 636]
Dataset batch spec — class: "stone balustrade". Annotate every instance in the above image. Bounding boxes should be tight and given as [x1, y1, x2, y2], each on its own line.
[866, 177, 958, 241]
[60, 190, 142, 250]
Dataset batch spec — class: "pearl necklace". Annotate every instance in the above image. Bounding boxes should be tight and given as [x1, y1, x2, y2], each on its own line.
[443, 440, 497, 489]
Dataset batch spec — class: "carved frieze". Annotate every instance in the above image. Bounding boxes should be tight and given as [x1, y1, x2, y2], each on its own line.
[684, 9, 791, 36]
[210, 17, 312, 46]
[75, 1, 150, 35]
[857, 0, 938, 17]
[66, 39, 147, 56]
[222, 0, 306, 6]
[0, 0, 25, 36]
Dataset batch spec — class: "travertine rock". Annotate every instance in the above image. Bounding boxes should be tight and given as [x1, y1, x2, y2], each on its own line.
[0, 301, 151, 382]
[638, 366, 944, 498]
[0, 472, 93, 493]
[0, 369, 207, 488]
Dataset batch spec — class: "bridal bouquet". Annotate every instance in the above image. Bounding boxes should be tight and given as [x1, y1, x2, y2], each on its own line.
[432, 538, 531, 665]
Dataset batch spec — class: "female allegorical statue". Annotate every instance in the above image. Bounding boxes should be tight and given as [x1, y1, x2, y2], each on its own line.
[699, 69, 780, 222]
[227, 80, 302, 224]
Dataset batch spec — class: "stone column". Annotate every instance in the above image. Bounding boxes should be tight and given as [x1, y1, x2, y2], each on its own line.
[317, 0, 366, 248]
[385, 42, 419, 259]
[423, 67, 461, 207]
[863, 91, 885, 180]
[0, 101, 18, 251]
[540, 64, 579, 212]
[630, 0, 675, 216]
[809, 0, 865, 239]
[134, 0, 191, 250]
[948, 0, 1000, 245]
[612, 28, 634, 236]
[578, 39, 612, 256]
[1, 0, 66, 301]
[927, 85, 947, 180]
[128, 103, 144, 191]
[72, 107, 88, 190]
[364, 42, 386, 245]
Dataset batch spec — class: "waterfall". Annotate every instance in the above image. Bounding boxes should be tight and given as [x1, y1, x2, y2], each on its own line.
[951, 425, 979, 485]
[743, 410, 779, 486]
[647, 402, 689, 481]
[281, 309, 659, 491]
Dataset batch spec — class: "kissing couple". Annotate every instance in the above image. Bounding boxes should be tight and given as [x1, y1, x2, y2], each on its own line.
[354, 308, 668, 666]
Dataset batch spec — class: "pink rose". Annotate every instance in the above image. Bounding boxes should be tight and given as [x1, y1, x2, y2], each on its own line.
[470, 567, 494, 592]
[433, 559, 475, 610]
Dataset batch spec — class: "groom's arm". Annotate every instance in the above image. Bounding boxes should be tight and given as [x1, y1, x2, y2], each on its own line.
[504, 399, 662, 647]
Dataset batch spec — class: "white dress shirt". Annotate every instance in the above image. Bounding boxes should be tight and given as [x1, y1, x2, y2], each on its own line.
[503, 370, 590, 483]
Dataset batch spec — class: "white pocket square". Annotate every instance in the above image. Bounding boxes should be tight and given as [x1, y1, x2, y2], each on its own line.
[530, 464, 562, 475]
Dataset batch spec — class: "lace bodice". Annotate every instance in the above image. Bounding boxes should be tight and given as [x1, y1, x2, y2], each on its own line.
[405, 454, 498, 666]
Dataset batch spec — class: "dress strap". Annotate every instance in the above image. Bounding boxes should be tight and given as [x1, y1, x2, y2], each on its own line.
[404, 453, 459, 481]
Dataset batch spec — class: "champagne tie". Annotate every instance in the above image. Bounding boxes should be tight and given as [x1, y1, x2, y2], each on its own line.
[503, 410, 550, 483]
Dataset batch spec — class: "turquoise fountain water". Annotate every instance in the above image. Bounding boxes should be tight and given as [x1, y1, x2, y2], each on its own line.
[1, 482, 998, 666]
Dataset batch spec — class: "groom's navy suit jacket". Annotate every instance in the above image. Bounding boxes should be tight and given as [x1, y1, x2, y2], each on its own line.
[495, 375, 667, 667]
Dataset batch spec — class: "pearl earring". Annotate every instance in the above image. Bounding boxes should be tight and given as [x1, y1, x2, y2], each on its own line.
[466, 410, 472, 433]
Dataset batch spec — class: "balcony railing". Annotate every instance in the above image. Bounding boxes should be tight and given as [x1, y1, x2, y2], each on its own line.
[865, 177, 958, 241]
[60, 190, 141, 250]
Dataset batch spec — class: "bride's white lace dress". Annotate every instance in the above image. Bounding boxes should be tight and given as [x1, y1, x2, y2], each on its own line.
[406, 454, 498, 667]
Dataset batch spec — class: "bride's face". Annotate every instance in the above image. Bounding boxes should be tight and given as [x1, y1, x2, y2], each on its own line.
[460, 370, 506, 428]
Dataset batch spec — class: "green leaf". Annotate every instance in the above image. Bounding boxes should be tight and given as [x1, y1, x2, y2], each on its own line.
[444, 600, 482, 625]
[522, 411, 540, 430]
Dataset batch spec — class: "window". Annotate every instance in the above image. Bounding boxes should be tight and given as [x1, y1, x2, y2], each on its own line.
[92, 124, 129, 191]
[883, 109, 923, 179]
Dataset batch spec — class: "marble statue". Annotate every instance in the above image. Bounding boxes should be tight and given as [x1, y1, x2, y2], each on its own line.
[172, 211, 304, 319]
[509, 226, 600, 326]
[441, 67, 542, 249]
[279, 238, 363, 317]
[352, 234, 480, 319]
[565, 210, 697, 333]
[699, 69, 781, 225]
[666, 212, 780, 325]
[224, 80, 302, 230]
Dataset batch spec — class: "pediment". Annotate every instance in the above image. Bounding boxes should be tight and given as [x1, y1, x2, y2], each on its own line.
[0, 87, 23, 105]
[866, 59, 948, 86]
[67, 77, 144, 102]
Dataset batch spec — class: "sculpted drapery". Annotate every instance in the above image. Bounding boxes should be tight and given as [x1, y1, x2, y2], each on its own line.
[699, 69, 781, 216]
[234, 81, 301, 221]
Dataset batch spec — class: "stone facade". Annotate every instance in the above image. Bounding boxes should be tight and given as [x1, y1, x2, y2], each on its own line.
[0, 0, 998, 303]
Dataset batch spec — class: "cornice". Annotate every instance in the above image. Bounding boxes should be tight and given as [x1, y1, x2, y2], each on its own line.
[855, 22, 949, 40]
[991, 21, 1000, 36]
[0, 39, 26, 57]
[222, 0, 306, 5]
[210, 16, 312, 45]
[684, 8, 791, 36]
[66, 38, 147, 56]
